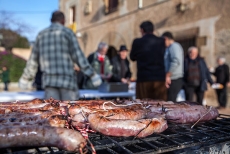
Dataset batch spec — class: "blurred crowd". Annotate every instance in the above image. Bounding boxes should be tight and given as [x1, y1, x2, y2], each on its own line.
[18, 11, 229, 108]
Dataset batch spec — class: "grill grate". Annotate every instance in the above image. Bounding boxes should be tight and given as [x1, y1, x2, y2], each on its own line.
[1, 114, 230, 154]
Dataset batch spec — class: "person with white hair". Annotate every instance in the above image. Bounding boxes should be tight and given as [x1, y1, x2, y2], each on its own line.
[213, 56, 230, 109]
[86, 42, 112, 89]
[184, 46, 214, 105]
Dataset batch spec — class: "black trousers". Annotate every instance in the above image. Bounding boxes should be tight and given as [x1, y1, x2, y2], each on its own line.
[167, 78, 183, 102]
[4, 82, 8, 91]
[184, 85, 204, 105]
[216, 86, 227, 107]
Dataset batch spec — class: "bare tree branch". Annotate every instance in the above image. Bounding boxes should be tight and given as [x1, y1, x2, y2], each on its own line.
[0, 11, 33, 35]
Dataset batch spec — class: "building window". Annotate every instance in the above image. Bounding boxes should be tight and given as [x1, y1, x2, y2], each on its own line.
[69, 5, 76, 24]
[104, 0, 119, 14]
[68, 5, 77, 33]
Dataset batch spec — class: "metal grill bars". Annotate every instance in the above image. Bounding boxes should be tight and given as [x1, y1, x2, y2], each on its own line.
[1, 114, 230, 154]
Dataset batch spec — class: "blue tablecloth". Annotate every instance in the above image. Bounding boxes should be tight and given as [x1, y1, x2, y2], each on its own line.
[0, 90, 135, 102]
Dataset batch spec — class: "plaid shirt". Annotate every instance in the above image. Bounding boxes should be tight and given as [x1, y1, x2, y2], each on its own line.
[21, 23, 94, 90]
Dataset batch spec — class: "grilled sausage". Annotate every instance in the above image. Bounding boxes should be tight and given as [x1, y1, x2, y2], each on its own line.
[148, 103, 219, 123]
[94, 108, 146, 120]
[71, 107, 147, 129]
[88, 113, 167, 138]
[0, 114, 67, 127]
[165, 106, 219, 123]
[68, 102, 143, 116]
[0, 126, 86, 152]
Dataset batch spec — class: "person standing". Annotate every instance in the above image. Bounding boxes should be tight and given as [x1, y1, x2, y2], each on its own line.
[2, 66, 10, 91]
[213, 57, 229, 108]
[86, 42, 112, 88]
[184, 47, 214, 104]
[130, 21, 166, 100]
[162, 32, 184, 102]
[110, 45, 131, 83]
[19, 11, 101, 100]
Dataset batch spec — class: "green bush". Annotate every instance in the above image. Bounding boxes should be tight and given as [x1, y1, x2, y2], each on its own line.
[0, 52, 26, 82]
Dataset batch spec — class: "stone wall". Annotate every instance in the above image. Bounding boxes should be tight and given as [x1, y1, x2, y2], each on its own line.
[59, 0, 230, 105]
[215, 29, 230, 66]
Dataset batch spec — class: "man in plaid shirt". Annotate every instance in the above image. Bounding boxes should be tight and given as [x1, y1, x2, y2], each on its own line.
[19, 11, 102, 100]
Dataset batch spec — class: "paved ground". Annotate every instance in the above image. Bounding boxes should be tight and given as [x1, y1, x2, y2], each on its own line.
[205, 87, 230, 115]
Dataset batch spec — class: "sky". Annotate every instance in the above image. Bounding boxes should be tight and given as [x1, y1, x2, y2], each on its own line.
[0, 0, 59, 41]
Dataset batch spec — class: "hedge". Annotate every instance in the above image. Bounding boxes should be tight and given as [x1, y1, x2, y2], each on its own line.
[0, 51, 26, 82]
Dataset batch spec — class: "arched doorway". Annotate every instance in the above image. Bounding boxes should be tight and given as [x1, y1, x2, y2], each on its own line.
[106, 45, 118, 62]
[101, 31, 126, 61]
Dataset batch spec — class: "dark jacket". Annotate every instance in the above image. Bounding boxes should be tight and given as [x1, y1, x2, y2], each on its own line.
[184, 57, 214, 91]
[213, 64, 229, 86]
[110, 55, 131, 82]
[130, 34, 166, 82]
[2, 70, 10, 83]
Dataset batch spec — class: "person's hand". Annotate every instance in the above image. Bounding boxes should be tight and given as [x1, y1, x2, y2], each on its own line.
[165, 76, 171, 88]
[101, 74, 112, 80]
[100, 74, 106, 79]
[209, 67, 215, 73]
[18, 77, 29, 90]
[121, 78, 128, 83]
[227, 82, 230, 87]
[91, 73, 102, 87]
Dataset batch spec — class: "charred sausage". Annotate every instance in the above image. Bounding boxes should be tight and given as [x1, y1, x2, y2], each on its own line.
[0, 126, 86, 152]
[88, 113, 167, 138]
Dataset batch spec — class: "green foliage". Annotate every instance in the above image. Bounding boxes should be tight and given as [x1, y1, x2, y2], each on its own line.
[0, 28, 30, 49]
[0, 52, 26, 82]
[13, 36, 29, 48]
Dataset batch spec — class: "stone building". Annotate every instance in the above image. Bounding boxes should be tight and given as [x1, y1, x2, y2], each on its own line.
[59, 0, 230, 81]
[59, 0, 230, 106]
[59, 0, 230, 105]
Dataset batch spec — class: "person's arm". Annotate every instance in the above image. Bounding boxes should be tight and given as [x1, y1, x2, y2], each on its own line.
[6, 70, 10, 82]
[203, 60, 214, 85]
[68, 31, 94, 77]
[167, 44, 181, 75]
[225, 65, 229, 83]
[165, 44, 182, 88]
[19, 36, 39, 89]
[126, 60, 132, 79]
[130, 39, 139, 61]
[68, 31, 102, 87]
[106, 58, 113, 77]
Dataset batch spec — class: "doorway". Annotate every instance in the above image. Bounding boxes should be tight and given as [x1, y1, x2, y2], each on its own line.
[176, 37, 196, 57]
[106, 45, 118, 62]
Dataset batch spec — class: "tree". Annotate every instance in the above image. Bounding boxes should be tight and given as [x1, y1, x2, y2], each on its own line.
[0, 11, 32, 34]
[0, 11, 30, 82]
[0, 29, 30, 49]
[0, 52, 26, 82]
[0, 11, 31, 49]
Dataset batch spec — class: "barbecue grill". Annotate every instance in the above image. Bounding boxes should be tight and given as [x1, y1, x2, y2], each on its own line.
[1, 114, 230, 154]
